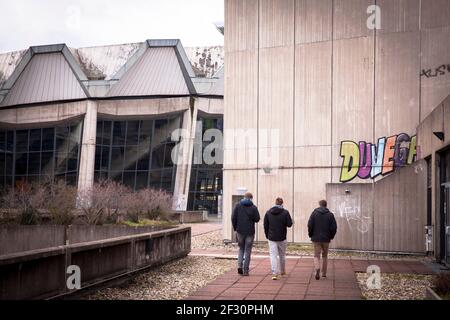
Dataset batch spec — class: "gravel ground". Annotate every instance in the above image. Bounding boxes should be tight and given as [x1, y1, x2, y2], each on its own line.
[357, 273, 433, 300]
[192, 230, 430, 261]
[84, 256, 235, 300]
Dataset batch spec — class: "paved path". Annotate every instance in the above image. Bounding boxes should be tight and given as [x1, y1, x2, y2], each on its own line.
[185, 222, 222, 236]
[187, 257, 433, 300]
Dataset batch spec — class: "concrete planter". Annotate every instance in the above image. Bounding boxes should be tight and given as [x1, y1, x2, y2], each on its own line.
[0, 225, 191, 300]
[425, 287, 443, 300]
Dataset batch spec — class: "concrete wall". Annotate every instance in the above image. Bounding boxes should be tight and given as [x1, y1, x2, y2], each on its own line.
[417, 93, 450, 259]
[223, 0, 449, 251]
[0, 226, 191, 299]
[327, 159, 427, 253]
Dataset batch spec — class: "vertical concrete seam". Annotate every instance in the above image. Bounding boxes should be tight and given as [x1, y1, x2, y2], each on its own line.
[256, 0, 260, 240]
[292, 0, 296, 243]
[419, 0, 423, 123]
[331, 0, 335, 183]
[372, 0, 377, 250]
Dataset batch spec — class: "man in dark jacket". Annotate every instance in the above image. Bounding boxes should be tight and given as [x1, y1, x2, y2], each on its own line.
[232, 192, 260, 276]
[308, 200, 337, 280]
[264, 197, 293, 280]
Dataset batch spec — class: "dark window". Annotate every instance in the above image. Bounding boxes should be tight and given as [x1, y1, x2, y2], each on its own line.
[94, 116, 182, 192]
[187, 116, 223, 214]
[0, 121, 82, 189]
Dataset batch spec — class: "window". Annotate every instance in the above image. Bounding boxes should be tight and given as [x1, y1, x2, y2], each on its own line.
[187, 116, 223, 214]
[94, 115, 182, 192]
[0, 120, 82, 190]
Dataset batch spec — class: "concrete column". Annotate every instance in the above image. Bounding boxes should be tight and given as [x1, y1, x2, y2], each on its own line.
[172, 99, 198, 211]
[77, 100, 98, 200]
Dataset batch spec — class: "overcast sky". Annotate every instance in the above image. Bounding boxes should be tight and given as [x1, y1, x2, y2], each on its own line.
[0, 0, 224, 53]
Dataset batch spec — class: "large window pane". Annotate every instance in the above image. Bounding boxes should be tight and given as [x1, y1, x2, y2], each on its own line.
[136, 147, 150, 170]
[113, 122, 126, 146]
[67, 150, 78, 172]
[6, 131, 14, 152]
[0, 131, 5, 152]
[29, 129, 41, 152]
[15, 153, 28, 175]
[135, 171, 148, 189]
[126, 121, 140, 146]
[122, 172, 136, 189]
[28, 153, 40, 175]
[16, 130, 28, 152]
[42, 128, 54, 151]
[124, 146, 138, 171]
[56, 126, 69, 153]
[110, 147, 125, 172]
[161, 169, 173, 192]
[149, 170, 162, 189]
[95, 146, 101, 171]
[101, 147, 110, 171]
[41, 151, 54, 176]
[55, 152, 68, 174]
[0, 154, 4, 176]
[102, 121, 112, 146]
[69, 123, 82, 152]
[139, 120, 153, 144]
[5, 153, 13, 175]
[96, 121, 103, 145]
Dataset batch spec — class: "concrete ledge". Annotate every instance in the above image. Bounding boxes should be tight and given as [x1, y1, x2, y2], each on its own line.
[0, 225, 191, 300]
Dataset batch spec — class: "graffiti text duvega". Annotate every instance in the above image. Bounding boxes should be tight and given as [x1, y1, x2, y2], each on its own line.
[339, 133, 417, 183]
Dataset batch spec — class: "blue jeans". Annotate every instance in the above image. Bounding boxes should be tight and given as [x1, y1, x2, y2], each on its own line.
[236, 233, 254, 272]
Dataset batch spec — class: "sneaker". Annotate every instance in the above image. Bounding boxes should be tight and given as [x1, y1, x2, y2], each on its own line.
[315, 269, 320, 280]
[281, 272, 286, 276]
[272, 275, 278, 280]
[243, 271, 249, 276]
[322, 274, 327, 278]
[237, 268, 243, 275]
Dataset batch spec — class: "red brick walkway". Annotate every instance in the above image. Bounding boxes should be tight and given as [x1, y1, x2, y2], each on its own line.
[187, 257, 433, 300]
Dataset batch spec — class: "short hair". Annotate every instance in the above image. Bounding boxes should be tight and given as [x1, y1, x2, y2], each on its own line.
[319, 200, 327, 207]
[244, 192, 253, 199]
[276, 197, 283, 205]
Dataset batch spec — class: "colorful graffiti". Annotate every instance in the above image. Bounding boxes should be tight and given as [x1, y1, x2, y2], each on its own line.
[339, 133, 417, 183]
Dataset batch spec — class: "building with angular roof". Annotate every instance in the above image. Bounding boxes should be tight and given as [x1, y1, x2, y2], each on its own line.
[0, 39, 224, 214]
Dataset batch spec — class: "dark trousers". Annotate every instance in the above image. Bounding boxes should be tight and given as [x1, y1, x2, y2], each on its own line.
[236, 233, 254, 272]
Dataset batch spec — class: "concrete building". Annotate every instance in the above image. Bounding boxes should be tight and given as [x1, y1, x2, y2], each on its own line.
[0, 40, 224, 214]
[222, 0, 450, 262]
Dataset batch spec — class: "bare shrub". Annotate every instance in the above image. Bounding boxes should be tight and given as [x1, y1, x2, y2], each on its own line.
[121, 188, 173, 222]
[1, 181, 47, 225]
[45, 179, 77, 225]
[78, 179, 130, 225]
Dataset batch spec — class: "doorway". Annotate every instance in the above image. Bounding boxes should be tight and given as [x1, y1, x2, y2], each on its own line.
[439, 150, 450, 266]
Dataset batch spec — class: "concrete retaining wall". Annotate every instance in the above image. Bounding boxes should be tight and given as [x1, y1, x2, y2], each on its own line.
[0, 226, 191, 300]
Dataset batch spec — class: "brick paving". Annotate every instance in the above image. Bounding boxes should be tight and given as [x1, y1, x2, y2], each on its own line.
[187, 257, 433, 300]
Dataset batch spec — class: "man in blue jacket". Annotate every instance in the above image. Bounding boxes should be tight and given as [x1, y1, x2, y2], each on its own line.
[232, 192, 260, 276]
[308, 200, 337, 280]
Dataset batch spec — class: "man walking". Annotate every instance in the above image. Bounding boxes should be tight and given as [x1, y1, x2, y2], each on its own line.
[264, 197, 293, 280]
[232, 192, 260, 276]
[308, 200, 337, 280]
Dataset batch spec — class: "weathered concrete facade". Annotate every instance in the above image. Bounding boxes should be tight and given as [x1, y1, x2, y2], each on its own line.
[223, 0, 450, 253]
[0, 40, 224, 213]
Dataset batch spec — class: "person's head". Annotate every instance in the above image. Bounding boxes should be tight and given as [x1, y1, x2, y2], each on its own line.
[275, 197, 283, 206]
[244, 192, 253, 200]
[319, 200, 327, 208]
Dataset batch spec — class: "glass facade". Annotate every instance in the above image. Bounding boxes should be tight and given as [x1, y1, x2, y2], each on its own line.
[0, 120, 82, 189]
[187, 117, 223, 214]
[94, 115, 182, 192]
